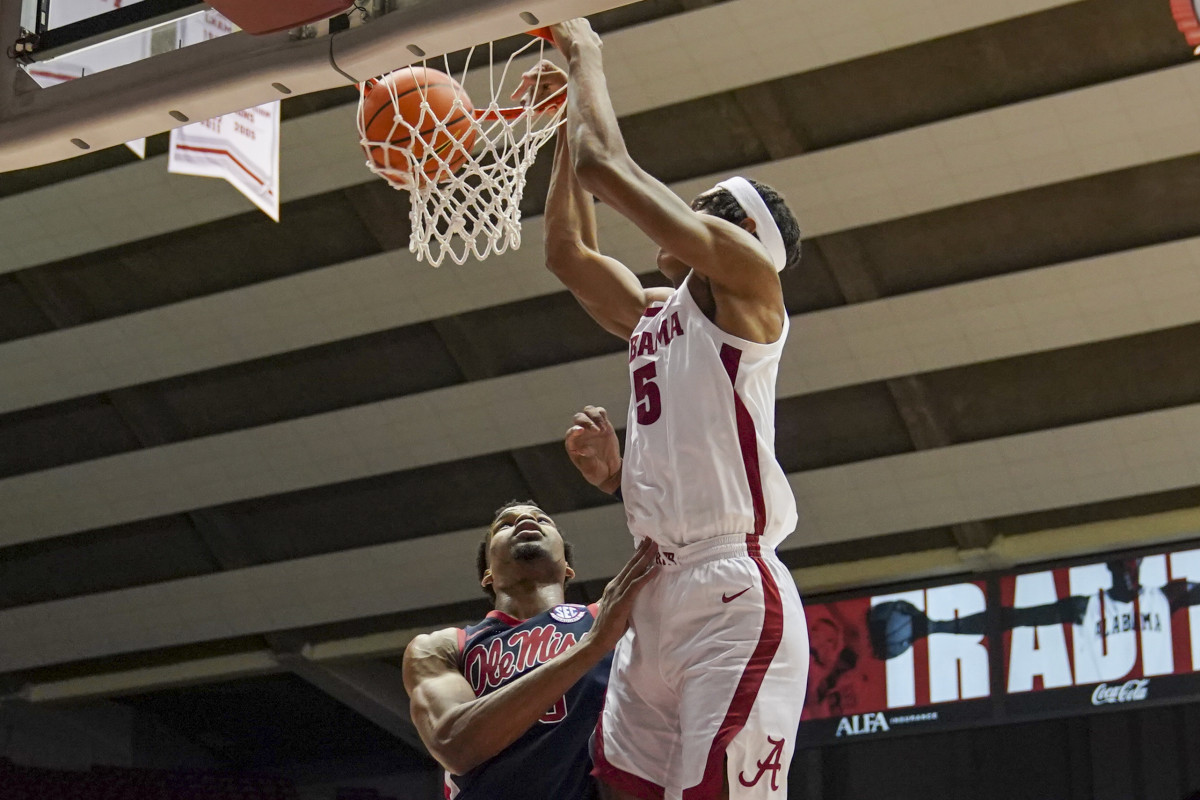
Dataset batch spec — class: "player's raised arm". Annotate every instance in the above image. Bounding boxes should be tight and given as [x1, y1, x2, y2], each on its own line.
[549, 19, 784, 309]
[403, 538, 658, 775]
[541, 81, 663, 339]
[1163, 579, 1200, 613]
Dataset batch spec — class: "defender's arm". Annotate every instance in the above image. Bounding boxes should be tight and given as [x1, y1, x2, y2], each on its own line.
[403, 538, 659, 774]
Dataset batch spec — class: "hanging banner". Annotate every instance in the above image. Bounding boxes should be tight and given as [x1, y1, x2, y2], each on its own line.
[797, 578, 994, 746]
[46, 0, 148, 29]
[166, 10, 279, 220]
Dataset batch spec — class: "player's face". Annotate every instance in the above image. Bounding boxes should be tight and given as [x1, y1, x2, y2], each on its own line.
[653, 187, 729, 283]
[1119, 558, 1142, 591]
[487, 504, 567, 573]
[810, 619, 842, 667]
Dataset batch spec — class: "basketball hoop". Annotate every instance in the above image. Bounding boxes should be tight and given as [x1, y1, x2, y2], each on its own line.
[357, 34, 566, 267]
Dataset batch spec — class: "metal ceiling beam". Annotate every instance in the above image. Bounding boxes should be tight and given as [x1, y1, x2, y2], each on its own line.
[10, 266, 433, 756]
[6, 400, 1200, 673]
[277, 654, 428, 756]
[13, 503, 1200, 700]
[816, 234, 996, 551]
[5, 230, 1200, 543]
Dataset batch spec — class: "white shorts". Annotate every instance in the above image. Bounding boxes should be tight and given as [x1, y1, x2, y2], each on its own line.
[592, 534, 808, 799]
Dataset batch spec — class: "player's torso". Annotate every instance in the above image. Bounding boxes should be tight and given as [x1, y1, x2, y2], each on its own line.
[622, 274, 797, 550]
[1078, 589, 1174, 678]
[446, 604, 609, 800]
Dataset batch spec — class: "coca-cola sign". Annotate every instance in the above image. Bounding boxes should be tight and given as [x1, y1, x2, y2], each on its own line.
[1090, 679, 1150, 706]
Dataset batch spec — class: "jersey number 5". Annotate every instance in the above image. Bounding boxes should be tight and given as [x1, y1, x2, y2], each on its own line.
[633, 363, 661, 425]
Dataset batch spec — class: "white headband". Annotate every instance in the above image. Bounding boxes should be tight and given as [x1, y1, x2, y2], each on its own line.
[715, 176, 787, 272]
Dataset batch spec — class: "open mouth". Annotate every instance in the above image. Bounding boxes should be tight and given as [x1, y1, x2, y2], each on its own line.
[513, 521, 543, 541]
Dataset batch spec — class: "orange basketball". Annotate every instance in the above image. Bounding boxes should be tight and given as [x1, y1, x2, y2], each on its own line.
[360, 67, 476, 183]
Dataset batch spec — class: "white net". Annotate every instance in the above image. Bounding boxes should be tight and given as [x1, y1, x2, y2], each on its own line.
[357, 36, 566, 267]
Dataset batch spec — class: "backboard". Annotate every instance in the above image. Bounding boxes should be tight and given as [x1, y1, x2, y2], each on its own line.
[0, 0, 639, 172]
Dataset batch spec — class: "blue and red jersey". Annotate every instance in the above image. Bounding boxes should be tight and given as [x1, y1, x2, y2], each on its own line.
[445, 603, 610, 800]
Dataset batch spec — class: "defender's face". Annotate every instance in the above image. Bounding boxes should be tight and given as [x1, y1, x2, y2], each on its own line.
[487, 504, 566, 569]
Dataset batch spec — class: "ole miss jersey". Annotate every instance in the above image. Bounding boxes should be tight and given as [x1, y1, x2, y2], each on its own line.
[445, 604, 611, 800]
[622, 273, 798, 550]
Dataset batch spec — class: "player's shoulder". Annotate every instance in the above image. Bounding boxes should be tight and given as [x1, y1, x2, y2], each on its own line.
[404, 627, 462, 665]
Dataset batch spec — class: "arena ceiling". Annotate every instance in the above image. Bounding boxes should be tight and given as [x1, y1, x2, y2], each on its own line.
[2, 0, 1200, 771]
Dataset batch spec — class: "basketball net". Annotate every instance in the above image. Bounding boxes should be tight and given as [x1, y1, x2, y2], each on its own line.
[357, 36, 566, 267]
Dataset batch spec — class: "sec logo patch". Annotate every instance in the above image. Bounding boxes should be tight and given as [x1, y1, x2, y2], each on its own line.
[550, 605, 587, 624]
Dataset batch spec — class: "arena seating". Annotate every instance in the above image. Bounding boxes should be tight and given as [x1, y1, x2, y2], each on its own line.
[0, 759, 297, 800]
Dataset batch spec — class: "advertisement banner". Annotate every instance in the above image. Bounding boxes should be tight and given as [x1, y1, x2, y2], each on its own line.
[796, 543, 1200, 748]
[797, 579, 994, 746]
[999, 548, 1200, 718]
[166, 10, 280, 220]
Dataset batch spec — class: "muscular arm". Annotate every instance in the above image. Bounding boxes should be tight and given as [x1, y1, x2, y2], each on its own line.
[403, 628, 611, 775]
[403, 537, 658, 775]
[552, 22, 783, 339]
[544, 130, 664, 340]
[1163, 580, 1200, 613]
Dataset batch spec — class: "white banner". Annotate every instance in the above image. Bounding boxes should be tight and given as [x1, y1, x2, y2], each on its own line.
[47, 0, 147, 29]
[166, 11, 279, 220]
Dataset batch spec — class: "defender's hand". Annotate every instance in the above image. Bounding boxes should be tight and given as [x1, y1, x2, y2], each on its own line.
[586, 537, 659, 653]
[565, 405, 621, 494]
[511, 59, 567, 110]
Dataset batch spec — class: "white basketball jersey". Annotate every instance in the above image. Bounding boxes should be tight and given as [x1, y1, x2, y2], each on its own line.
[1075, 588, 1174, 682]
[621, 274, 797, 550]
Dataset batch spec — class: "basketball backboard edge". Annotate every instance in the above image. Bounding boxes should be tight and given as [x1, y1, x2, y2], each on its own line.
[0, 0, 636, 172]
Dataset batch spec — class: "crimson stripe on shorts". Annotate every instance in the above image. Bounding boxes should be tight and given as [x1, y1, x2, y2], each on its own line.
[681, 559, 784, 799]
[719, 344, 766, 539]
[592, 702, 666, 800]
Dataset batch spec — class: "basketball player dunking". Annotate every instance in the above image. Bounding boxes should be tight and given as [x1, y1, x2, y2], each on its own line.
[531, 17, 808, 799]
[403, 502, 658, 799]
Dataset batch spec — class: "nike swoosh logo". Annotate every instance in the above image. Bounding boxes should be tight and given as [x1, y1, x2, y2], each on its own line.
[722, 587, 752, 603]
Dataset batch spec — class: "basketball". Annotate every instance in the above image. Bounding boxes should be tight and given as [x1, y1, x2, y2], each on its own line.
[360, 66, 476, 183]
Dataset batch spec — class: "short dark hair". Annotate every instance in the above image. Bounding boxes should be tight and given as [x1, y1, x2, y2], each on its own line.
[476, 500, 575, 600]
[691, 178, 802, 271]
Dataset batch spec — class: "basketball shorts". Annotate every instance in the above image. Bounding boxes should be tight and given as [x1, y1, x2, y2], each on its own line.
[592, 534, 808, 800]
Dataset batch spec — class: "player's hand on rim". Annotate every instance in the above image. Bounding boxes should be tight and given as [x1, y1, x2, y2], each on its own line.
[565, 405, 621, 493]
[548, 18, 602, 53]
[586, 537, 659, 653]
[511, 59, 567, 110]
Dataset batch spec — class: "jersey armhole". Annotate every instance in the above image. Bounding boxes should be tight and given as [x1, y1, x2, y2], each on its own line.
[587, 602, 601, 617]
[455, 628, 466, 668]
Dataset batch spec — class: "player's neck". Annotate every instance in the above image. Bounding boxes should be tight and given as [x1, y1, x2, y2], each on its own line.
[491, 583, 567, 621]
